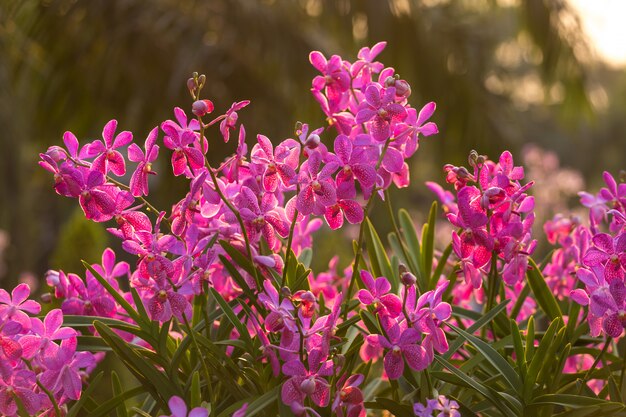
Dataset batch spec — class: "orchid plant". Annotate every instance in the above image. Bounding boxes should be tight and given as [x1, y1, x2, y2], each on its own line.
[1, 42, 623, 417]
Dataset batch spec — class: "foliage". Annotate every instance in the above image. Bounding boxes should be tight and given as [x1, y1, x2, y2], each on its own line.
[0, 41, 624, 417]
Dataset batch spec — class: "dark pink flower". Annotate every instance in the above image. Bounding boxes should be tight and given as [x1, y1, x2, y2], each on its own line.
[583, 232, 626, 283]
[20, 309, 77, 359]
[40, 337, 95, 401]
[331, 134, 376, 193]
[87, 119, 133, 176]
[332, 374, 366, 417]
[0, 283, 40, 331]
[281, 349, 333, 409]
[128, 126, 160, 197]
[356, 84, 407, 142]
[161, 121, 204, 177]
[220, 101, 250, 143]
[159, 396, 208, 417]
[324, 182, 364, 230]
[296, 152, 338, 215]
[251, 134, 297, 192]
[369, 318, 428, 379]
[357, 270, 402, 318]
[309, 51, 350, 112]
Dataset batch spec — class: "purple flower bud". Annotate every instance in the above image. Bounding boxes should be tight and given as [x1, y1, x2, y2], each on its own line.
[394, 79, 411, 98]
[304, 133, 321, 149]
[192, 99, 214, 117]
[401, 271, 417, 287]
[300, 377, 316, 395]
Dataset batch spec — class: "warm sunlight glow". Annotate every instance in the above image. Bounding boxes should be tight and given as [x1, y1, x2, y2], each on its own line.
[570, 0, 626, 67]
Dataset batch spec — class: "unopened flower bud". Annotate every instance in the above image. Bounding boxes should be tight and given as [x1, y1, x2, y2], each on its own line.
[333, 353, 346, 369]
[281, 286, 292, 299]
[300, 378, 316, 395]
[198, 74, 206, 89]
[394, 79, 411, 98]
[304, 133, 321, 149]
[398, 263, 409, 275]
[401, 271, 417, 287]
[40, 293, 52, 303]
[384, 76, 396, 87]
[187, 78, 197, 97]
[192, 99, 215, 117]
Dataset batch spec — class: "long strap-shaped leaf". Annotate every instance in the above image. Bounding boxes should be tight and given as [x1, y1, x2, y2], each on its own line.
[447, 323, 522, 392]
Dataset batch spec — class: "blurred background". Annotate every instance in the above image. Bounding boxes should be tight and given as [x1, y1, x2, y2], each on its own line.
[0, 0, 625, 290]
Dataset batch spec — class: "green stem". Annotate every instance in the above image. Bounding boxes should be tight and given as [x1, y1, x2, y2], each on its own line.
[341, 139, 392, 319]
[384, 188, 412, 268]
[579, 337, 612, 394]
[182, 315, 215, 407]
[280, 146, 305, 296]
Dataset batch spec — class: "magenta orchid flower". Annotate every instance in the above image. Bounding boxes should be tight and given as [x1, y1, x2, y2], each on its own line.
[128, 126, 160, 197]
[88, 119, 133, 176]
[258, 280, 296, 333]
[324, 181, 364, 230]
[408, 282, 452, 354]
[0, 283, 41, 331]
[281, 349, 334, 409]
[357, 270, 402, 318]
[583, 232, 626, 282]
[78, 169, 118, 221]
[0, 370, 44, 416]
[251, 134, 297, 192]
[20, 309, 77, 359]
[161, 122, 204, 177]
[356, 84, 407, 142]
[159, 396, 208, 417]
[40, 337, 95, 401]
[309, 51, 350, 112]
[219, 100, 250, 143]
[296, 151, 338, 215]
[369, 317, 428, 379]
[331, 134, 376, 193]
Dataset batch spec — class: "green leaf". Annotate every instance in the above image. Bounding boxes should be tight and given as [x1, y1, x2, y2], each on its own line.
[88, 386, 146, 417]
[441, 300, 510, 363]
[527, 257, 562, 321]
[524, 318, 563, 402]
[111, 371, 128, 417]
[529, 394, 624, 410]
[216, 386, 280, 417]
[210, 288, 253, 349]
[398, 209, 424, 286]
[364, 218, 395, 290]
[93, 321, 180, 409]
[77, 335, 111, 351]
[423, 201, 437, 287]
[360, 310, 381, 335]
[369, 398, 414, 417]
[83, 261, 140, 323]
[219, 239, 256, 277]
[510, 319, 527, 377]
[430, 242, 452, 288]
[299, 248, 313, 268]
[219, 255, 258, 305]
[446, 324, 522, 391]
[434, 356, 519, 416]
[191, 371, 201, 408]
[525, 315, 535, 363]
[66, 372, 104, 417]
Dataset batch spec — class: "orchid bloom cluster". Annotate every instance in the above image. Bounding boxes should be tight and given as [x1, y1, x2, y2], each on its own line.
[429, 150, 536, 311]
[567, 172, 626, 338]
[33, 42, 446, 415]
[8, 41, 622, 416]
[0, 284, 95, 416]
